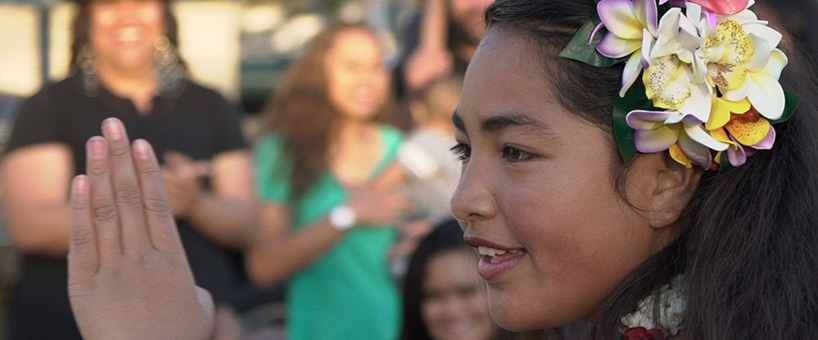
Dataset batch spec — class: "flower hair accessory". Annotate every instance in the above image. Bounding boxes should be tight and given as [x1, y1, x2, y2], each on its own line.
[560, 0, 802, 170]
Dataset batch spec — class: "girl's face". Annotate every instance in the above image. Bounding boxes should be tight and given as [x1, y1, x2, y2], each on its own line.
[450, 27, 668, 331]
[89, 0, 164, 73]
[324, 29, 390, 121]
[421, 248, 498, 340]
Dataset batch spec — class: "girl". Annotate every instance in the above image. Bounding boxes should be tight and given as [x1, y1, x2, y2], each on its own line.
[245, 23, 411, 340]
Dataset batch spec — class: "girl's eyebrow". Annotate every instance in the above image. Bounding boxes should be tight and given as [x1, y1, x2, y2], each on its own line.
[452, 109, 557, 140]
[481, 113, 543, 132]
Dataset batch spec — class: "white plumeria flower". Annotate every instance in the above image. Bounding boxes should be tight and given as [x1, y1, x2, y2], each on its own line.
[595, 0, 659, 97]
[703, 3, 789, 120]
[642, 5, 711, 124]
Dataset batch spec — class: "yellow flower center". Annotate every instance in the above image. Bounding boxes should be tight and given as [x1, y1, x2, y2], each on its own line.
[702, 20, 754, 90]
[644, 55, 693, 110]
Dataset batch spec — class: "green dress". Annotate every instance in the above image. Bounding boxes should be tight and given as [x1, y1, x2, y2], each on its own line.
[254, 126, 403, 340]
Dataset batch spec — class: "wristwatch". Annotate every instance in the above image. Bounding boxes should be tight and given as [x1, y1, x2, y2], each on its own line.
[329, 205, 357, 231]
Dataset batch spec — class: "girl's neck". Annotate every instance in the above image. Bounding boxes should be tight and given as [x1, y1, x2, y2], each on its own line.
[337, 118, 376, 143]
[96, 62, 159, 115]
[329, 118, 382, 187]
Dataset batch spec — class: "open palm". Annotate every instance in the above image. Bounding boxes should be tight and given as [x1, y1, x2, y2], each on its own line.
[67, 118, 214, 339]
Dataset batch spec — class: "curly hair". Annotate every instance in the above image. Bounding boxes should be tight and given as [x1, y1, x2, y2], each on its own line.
[259, 22, 394, 197]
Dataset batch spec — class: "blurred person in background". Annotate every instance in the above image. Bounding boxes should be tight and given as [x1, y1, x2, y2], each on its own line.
[400, 219, 506, 340]
[245, 22, 413, 340]
[389, 74, 463, 279]
[0, 0, 256, 338]
[393, 0, 491, 130]
[400, 75, 462, 222]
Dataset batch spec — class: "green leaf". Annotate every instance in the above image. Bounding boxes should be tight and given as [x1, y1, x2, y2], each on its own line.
[718, 151, 732, 171]
[613, 77, 659, 163]
[559, 17, 627, 67]
[769, 90, 802, 124]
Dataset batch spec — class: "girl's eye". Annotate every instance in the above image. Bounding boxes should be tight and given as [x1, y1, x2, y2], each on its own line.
[502, 146, 535, 162]
[450, 143, 471, 162]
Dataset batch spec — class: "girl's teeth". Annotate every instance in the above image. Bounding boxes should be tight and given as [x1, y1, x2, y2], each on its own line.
[478, 245, 510, 257]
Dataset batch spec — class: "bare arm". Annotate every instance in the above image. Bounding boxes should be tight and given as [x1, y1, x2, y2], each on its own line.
[246, 185, 412, 287]
[403, 0, 454, 93]
[163, 150, 258, 251]
[419, 0, 449, 50]
[245, 202, 345, 287]
[0, 143, 74, 256]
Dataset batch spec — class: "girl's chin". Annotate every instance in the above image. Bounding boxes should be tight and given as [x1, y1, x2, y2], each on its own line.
[343, 111, 378, 122]
[488, 294, 580, 332]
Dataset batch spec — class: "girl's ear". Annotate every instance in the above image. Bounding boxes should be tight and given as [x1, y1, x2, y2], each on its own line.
[626, 152, 703, 229]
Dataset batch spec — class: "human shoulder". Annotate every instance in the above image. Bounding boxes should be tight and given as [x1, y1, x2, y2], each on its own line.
[256, 130, 285, 147]
[172, 82, 245, 134]
[171, 81, 238, 113]
[179, 81, 223, 99]
[22, 75, 84, 105]
[4, 76, 86, 155]
[14, 76, 88, 123]
[254, 131, 288, 163]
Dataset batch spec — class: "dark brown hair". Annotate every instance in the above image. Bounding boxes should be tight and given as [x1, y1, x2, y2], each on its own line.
[259, 23, 394, 198]
[484, 0, 818, 338]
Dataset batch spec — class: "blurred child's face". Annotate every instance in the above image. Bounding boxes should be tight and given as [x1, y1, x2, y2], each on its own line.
[324, 29, 390, 121]
[450, 27, 670, 331]
[421, 248, 498, 340]
[89, 0, 164, 73]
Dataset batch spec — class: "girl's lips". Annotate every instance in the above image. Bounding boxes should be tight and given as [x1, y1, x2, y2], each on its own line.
[463, 234, 516, 251]
[464, 234, 527, 280]
[477, 250, 526, 281]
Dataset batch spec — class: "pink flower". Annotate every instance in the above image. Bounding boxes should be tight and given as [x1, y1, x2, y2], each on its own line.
[688, 0, 749, 15]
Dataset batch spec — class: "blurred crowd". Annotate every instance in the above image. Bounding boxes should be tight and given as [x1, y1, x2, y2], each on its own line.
[0, 0, 815, 339]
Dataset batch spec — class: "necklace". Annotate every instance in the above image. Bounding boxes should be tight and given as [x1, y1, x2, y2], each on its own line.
[617, 274, 687, 339]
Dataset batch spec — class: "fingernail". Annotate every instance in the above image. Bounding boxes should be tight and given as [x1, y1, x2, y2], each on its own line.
[103, 118, 123, 140]
[133, 139, 151, 160]
[88, 138, 105, 160]
[72, 176, 88, 194]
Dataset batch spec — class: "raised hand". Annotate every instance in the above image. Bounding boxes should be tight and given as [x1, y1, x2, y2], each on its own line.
[403, 46, 455, 93]
[346, 185, 414, 227]
[162, 150, 210, 218]
[67, 118, 215, 340]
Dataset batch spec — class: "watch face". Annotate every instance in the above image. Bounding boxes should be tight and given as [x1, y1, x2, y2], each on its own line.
[331, 206, 356, 230]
